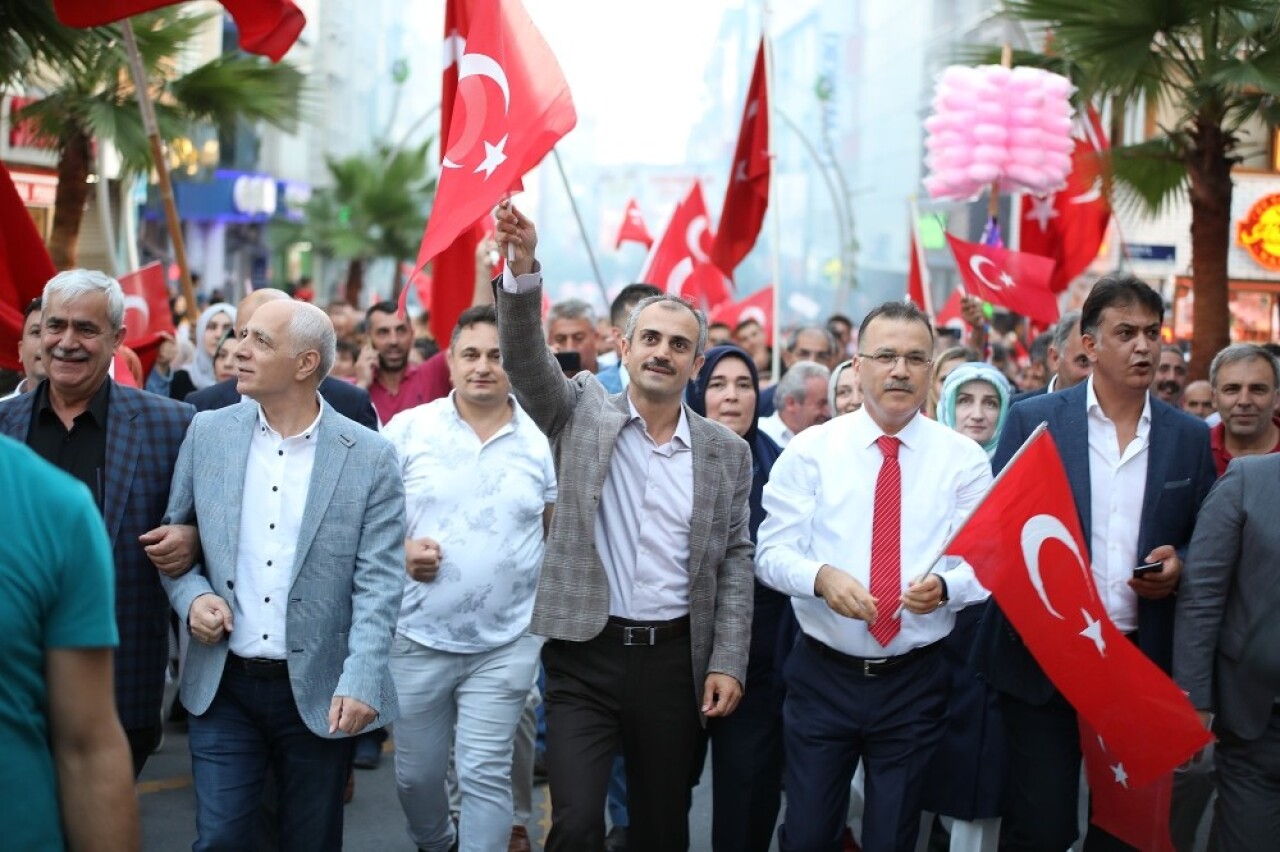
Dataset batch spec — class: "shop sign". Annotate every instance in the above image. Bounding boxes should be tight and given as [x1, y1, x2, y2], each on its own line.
[1237, 193, 1280, 271]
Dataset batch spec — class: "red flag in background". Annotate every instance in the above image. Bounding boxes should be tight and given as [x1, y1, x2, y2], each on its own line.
[907, 207, 934, 316]
[945, 428, 1212, 788]
[708, 285, 774, 345]
[53, 0, 305, 62]
[1020, 107, 1110, 293]
[615, 199, 654, 250]
[411, 0, 576, 343]
[119, 262, 176, 378]
[640, 180, 731, 309]
[710, 39, 770, 280]
[934, 289, 964, 330]
[0, 164, 56, 372]
[1080, 720, 1176, 852]
[946, 234, 1060, 326]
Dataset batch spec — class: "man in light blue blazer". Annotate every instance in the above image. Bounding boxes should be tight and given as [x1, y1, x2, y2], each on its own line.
[160, 299, 405, 851]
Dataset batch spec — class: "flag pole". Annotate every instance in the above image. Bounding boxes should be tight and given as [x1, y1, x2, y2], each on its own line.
[893, 421, 1049, 618]
[763, 7, 783, 384]
[120, 20, 197, 325]
[551, 148, 609, 307]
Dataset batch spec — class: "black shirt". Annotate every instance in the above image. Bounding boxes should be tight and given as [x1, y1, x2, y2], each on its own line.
[26, 379, 110, 510]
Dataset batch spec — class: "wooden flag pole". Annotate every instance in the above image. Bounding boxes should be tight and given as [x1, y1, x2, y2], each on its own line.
[120, 20, 198, 326]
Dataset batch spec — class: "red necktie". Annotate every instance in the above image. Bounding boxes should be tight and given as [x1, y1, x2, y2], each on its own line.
[869, 435, 902, 647]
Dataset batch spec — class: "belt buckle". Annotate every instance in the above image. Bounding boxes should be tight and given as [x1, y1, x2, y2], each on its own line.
[622, 626, 656, 646]
[862, 657, 887, 677]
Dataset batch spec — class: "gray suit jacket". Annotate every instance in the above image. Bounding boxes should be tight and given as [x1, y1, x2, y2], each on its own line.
[496, 284, 755, 693]
[161, 401, 405, 737]
[1175, 453, 1280, 740]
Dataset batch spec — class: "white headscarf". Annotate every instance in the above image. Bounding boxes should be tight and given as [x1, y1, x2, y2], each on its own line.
[187, 303, 236, 390]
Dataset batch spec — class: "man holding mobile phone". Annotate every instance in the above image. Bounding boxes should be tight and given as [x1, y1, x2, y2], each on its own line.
[976, 275, 1217, 851]
[546, 299, 601, 379]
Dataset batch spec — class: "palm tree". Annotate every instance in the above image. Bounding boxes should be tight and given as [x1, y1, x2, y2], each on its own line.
[1000, 0, 1280, 378]
[270, 141, 436, 305]
[13, 8, 303, 269]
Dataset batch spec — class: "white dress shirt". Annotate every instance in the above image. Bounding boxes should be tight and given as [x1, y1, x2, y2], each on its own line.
[383, 393, 557, 652]
[229, 398, 323, 660]
[756, 408, 992, 657]
[757, 412, 794, 447]
[502, 265, 697, 621]
[1085, 377, 1149, 633]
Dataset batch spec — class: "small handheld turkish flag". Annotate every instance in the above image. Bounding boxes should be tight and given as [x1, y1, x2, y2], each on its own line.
[710, 38, 770, 280]
[615, 199, 654, 250]
[119, 263, 175, 345]
[946, 234, 1059, 326]
[945, 426, 1211, 788]
[53, 0, 305, 62]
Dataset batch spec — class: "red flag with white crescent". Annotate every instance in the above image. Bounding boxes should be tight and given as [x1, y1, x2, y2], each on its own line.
[946, 234, 1059, 326]
[708, 286, 774, 345]
[709, 38, 769, 279]
[945, 428, 1212, 788]
[615, 198, 654, 250]
[639, 180, 731, 310]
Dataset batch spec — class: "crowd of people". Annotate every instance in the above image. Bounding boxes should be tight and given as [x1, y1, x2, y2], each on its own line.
[1, 202, 1278, 852]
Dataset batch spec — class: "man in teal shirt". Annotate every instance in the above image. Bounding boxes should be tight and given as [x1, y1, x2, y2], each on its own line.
[0, 434, 139, 850]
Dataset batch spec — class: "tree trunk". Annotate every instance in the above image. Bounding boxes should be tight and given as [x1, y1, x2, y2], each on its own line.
[1184, 119, 1234, 381]
[390, 257, 405, 302]
[344, 257, 365, 307]
[48, 123, 93, 270]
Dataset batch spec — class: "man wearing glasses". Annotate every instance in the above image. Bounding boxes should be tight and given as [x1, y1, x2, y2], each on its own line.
[757, 300, 993, 852]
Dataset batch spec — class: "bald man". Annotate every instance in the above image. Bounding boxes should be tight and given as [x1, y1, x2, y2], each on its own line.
[183, 289, 378, 429]
[1182, 380, 1214, 419]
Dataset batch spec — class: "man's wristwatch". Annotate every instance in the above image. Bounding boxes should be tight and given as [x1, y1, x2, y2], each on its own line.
[936, 575, 950, 606]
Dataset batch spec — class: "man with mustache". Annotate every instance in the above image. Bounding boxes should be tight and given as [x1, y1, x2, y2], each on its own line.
[1206, 343, 1280, 475]
[756, 300, 994, 852]
[976, 274, 1217, 851]
[1153, 344, 1189, 405]
[0, 269, 194, 775]
[492, 204, 754, 851]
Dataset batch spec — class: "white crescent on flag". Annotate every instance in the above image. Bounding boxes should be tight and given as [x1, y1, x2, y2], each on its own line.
[1019, 513, 1091, 621]
[969, 255, 1008, 290]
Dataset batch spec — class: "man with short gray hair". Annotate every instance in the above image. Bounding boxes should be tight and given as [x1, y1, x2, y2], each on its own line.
[758, 326, 838, 414]
[758, 360, 831, 447]
[157, 298, 405, 849]
[1208, 343, 1280, 476]
[0, 269, 194, 775]
[547, 297, 601, 376]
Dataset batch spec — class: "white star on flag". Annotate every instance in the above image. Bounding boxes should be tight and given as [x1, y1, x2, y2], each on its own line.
[1079, 608, 1106, 655]
[999, 271, 1016, 289]
[1111, 762, 1128, 788]
[474, 135, 508, 179]
[1027, 195, 1058, 232]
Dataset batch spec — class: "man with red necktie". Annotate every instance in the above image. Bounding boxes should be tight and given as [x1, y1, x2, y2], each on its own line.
[757, 300, 994, 852]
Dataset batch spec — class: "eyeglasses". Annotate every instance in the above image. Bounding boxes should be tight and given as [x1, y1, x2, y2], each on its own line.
[857, 350, 933, 369]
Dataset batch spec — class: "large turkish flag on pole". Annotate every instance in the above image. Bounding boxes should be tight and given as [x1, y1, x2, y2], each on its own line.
[1019, 107, 1110, 294]
[710, 38, 770, 280]
[945, 426, 1211, 788]
[639, 180, 730, 310]
[53, 0, 305, 62]
[946, 234, 1060, 326]
[0, 164, 56, 372]
[411, 0, 576, 340]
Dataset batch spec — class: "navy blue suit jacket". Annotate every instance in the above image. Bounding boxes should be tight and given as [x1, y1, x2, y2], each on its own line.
[973, 381, 1216, 705]
[185, 376, 379, 431]
[0, 381, 194, 729]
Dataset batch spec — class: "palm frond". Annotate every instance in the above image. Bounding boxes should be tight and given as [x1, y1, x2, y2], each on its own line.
[169, 55, 305, 133]
[1106, 137, 1190, 219]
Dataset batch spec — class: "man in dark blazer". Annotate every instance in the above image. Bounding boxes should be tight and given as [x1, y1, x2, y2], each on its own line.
[1176, 453, 1280, 851]
[185, 288, 378, 430]
[976, 274, 1216, 851]
[0, 269, 194, 775]
[494, 205, 755, 852]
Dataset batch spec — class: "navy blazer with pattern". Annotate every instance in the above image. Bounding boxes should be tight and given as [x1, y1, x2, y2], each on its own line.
[0, 381, 194, 729]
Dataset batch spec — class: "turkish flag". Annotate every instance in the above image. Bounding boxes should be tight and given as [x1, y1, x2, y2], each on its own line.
[118, 262, 176, 378]
[615, 199, 654, 250]
[710, 39, 770, 279]
[1080, 719, 1176, 851]
[946, 234, 1060, 326]
[945, 427, 1212, 787]
[908, 215, 933, 316]
[640, 180, 731, 309]
[0, 163, 56, 372]
[53, 0, 305, 62]
[708, 286, 774, 345]
[414, 0, 576, 274]
[934, 288, 964, 330]
[1020, 108, 1110, 293]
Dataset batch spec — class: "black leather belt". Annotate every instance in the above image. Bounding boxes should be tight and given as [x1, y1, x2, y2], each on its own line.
[601, 616, 690, 646]
[226, 653, 289, 679]
[804, 634, 940, 677]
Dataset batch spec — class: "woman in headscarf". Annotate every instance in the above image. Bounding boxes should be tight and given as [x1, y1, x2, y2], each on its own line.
[828, 358, 862, 416]
[211, 329, 239, 384]
[686, 344, 790, 851]
[169, 302, 235, 400]
[919, 361, 1012, 852]
[927, 346, 980, 419]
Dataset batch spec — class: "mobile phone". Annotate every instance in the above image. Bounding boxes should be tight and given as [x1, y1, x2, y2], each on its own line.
[1133, 561, 1163, 578]
[554, 351, 582, 375]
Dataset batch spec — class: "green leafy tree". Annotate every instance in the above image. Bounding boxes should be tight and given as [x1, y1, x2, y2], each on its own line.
[1002, 0, 1280, 377]
[14, 8, 303, 269]
[271, 141, 436, 305]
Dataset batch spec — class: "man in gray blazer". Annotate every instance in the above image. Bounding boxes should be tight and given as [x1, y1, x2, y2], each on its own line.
[493, 204, 754, 851]
[1176, 452, 1280, 852]
[159, 299, 404, 851]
